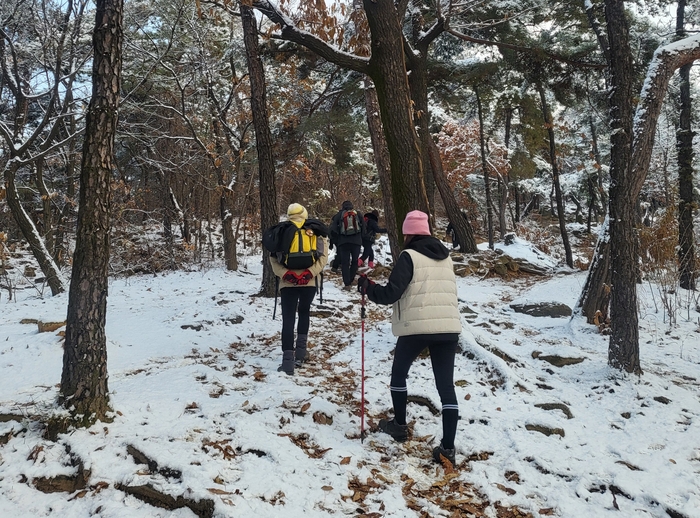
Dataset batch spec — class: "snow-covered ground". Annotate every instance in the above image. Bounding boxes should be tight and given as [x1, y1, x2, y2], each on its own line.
[1, 240, 699, 518]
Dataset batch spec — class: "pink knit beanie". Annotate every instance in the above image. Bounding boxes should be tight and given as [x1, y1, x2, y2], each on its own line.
[402, 210, 431, 236]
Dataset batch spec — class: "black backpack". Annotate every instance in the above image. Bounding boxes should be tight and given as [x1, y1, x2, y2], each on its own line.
[338, 209, 361, 235]
[262, 219, 329, 269]
[263, 219, 329, 318]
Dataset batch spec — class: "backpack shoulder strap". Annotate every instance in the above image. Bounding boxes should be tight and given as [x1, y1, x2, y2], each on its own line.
[304, 218, 329, 237]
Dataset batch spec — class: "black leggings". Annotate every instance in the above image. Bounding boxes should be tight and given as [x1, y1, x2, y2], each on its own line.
[338, 243, 361, 286]
[390, 334, 459, 448]
[280, 287, 316, 351]
[360, 241, 374, 262]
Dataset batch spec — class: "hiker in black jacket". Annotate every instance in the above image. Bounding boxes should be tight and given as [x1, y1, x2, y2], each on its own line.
[330, 201, 366, 289]
[446, 210, 469, 251]
[359, 209, 386, 269]
[357, 210, 461, 466]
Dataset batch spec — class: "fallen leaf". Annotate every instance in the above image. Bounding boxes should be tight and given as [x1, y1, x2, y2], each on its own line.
[301, 402, 311, 413]
[93, 481, 109, 491]
[432, 472, 460, 487]
[539, 508, 555, 515]
[321, 485, 333, 491]
[340, 457, 351, 465]
[670, 459, 676, 464]
[495, 483, 516, 495]
[465, 394, 471, 400]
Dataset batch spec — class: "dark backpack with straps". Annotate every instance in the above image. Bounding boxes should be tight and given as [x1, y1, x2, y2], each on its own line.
[339, 209, 361, 235]
[262, 219, 329, 269]
[263, 219, 329, 319]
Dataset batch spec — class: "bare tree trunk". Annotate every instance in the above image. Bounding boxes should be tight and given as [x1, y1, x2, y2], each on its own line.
[61, 0, 123, 424]
[363, 77, 400, 264]
[604, 0, 639, 374]
[33, 159, 56, 262]
[55, 113, 79, 268]
[406, 15, 437, 213]
[676, 0, 696, 291]
[363, 0, 429, 240]
[241, 5, 277, 297]
[498, 108, 513, 237]
[220, 194, 237, 270]
[586, 116, 601, 233]
[475, 87, 494, 249]
[538, 83, 573, 268]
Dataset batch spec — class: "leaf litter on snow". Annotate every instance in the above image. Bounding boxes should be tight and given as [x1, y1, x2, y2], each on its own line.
[1, 248, 699, 517]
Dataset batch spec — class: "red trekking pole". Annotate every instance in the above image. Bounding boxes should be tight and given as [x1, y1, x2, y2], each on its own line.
[360, 290, 366, 443]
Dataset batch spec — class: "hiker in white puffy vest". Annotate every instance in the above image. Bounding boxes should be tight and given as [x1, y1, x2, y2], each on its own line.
[269, 203, 328, 375]
[329, 200, 366, 290]
[357, 210, 462, 466]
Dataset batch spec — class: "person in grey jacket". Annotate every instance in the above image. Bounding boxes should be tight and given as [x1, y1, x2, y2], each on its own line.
[357, 210, 461, 466]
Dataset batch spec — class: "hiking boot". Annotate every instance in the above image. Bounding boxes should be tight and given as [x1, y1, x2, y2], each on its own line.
[378, 418, 408, 442]
[331, 266, 339, 274]
[432, 442, 456, 466]
[342, 285, 353, 291]
[277, 350, 294, 375]
[295, 334, 309, 367]
[368, 261, 375, 268]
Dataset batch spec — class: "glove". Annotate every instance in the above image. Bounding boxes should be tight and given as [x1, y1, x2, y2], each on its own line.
[357, 274, 374, 295]
[282, 271, 299, 285]
[297, 270, 313, 286]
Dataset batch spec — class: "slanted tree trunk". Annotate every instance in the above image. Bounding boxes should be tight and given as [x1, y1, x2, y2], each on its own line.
[538, 83, 573, 268]
[475, 87, 494, 249]
[576, 217, 612, 323]
[4, 162, 66, 295]
[61, 0, 123, 424]
[241, 5, 277, 297]
[427, 138, 477, 253]
[363, 77, 400, 264]
[676, 0, 696, 291]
